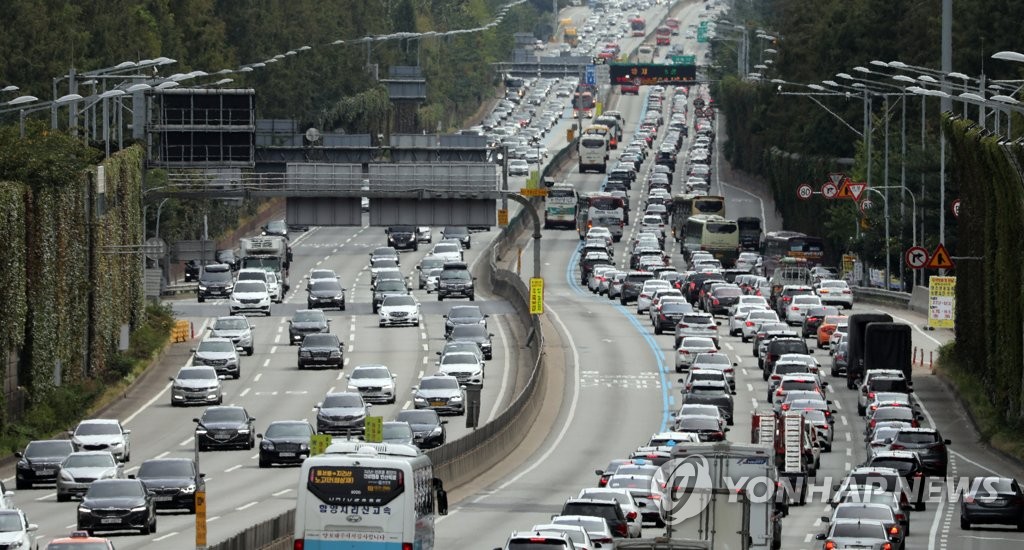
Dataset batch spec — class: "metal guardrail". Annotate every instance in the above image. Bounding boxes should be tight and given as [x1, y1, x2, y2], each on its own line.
[208, 510, 294, 550]
[851, 286, 912, 307]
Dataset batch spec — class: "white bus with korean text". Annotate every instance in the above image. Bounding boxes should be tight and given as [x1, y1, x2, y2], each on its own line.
[578, 133, 609, 173]
[544, 182, 578, 229]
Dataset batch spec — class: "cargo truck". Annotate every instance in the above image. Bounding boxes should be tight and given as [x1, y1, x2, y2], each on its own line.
[239, 236, 292, 292]
[844, 314, 912, 389]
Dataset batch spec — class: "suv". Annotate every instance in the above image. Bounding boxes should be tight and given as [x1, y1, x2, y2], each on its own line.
[674, 312, 720, 349]
[441, 226, 472, 249]
[437, 262, 475, 301]
[762, 337, 810, 378]
[889, 427, 951, 476]
[619, 271, 656, 305]
[497, 531, 577, 550]
[192, 337, 242, 379]
[136, 457, 205, 513]
[856, 372, 912, 415]
[196, 264, 234, 302]
[559, 498, 630, 538]
[385, 225, 419, 251]
[703, 284, 743, 316]
[208, 315, 254, 356]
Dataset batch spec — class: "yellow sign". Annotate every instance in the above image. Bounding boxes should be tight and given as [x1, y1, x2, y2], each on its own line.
[529, 278, 544, 315]
[595, 101, 604, 117]
[926, 243, 954, 270]
[520, 188, 548, 197]
[364, 416, 383, 443]
[498, 208, 509, 226]
[841, 254, 856, 276]
[928, 276, 956, 329]
[195, 491, 207, 546]
[310, 434, 332, 456]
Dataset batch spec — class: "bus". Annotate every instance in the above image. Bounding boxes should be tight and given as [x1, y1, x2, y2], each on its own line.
[637, 45, 655, 64]
[670, 194, 726, 244]
[629, 17, 647, 37]
[578, 133, 609, 173]
[761, 230, 825, 275]
[655, 26, 672, 46]
[573, 90, 595, 118]
[576, 192, 625, 241]
[666, 17, 681, 34]
[681, 215, 741, 266]
[593, 115, 623, 148]
[545, 182, 578, 229]
[294, 441, 448, 550]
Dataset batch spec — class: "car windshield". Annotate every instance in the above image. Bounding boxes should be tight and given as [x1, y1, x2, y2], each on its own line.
[371, 258, 399, 269]
[237, 271, 266, 281]
[451, 325, 487, 339]
[688, 387, 726, 396]
[293, 311, 324, 323]
[25, 441, 71, 457]
[803, 410, 828, 423]
[383, 296, 416, 307]
[65, 454, 115, 468]
[552, 516, 606, 532]
[694, 354, 729, 366]
[441, 270, 471, 281]
[311, 280, 342, 292]
[444, 227, 469, 236]
[871, 459, 916, 475]
[390, 226, 415, 233]
[323, 395, 363, 408]
[233, 281, 265, 293]
[86, 481, 144, 499]
[714, 287, 742, 297]
[377, 280, 407, 291]
[682, 337, 714, 348]
[678, 417, 720, 430]
[310, 270, 336, 279]
[396, 410, 439, 425]
[75, 423, 120, 436]
[434, 244, 459, 253]
[449, 307, 482, 320]
[681, 315, 712, 325]
[138, 460, 193, 478]
[873, 408, 913, 421]
[383, 423, 413, 439]
[202, 408, 247, 423]
[663, 303, 691, 313]
[421, 258, 445, 270]
[420, 378, 459, 390]
[214, 318, 248, 330]
[265, 423, 313, 438]
[302, 334, 338, 347]
[0, 512, 23, 532]
[352, 367, 390, 379]
[895, 432, 939, 444]
[201, 270, 231, 282]
[178, 368, 216, 380]
[441, 354, 476, 365]
[198, 340, 234, 353]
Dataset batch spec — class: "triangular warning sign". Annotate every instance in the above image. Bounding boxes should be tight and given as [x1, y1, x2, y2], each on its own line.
[828, 172, 846, 186]
[847, 182, 867, 201]
[926, 243, 954, 269]
[836, 179, 854, 199]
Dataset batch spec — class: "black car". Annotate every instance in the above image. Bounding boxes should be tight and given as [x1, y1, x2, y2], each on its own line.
[297, 333, 344, 369]
[620, 271, 656, 305]
[654, 301, 691, 334]
[258, 421, 314, 468]
[441, 226, 471, 249]
[674, 414, 727, 442]
[215, 249, 240, 271]
[372, 279, 410, 313]
[184, 260, 202, 282]
[436, 263, 475, 302]
[444, 305, 488, 338]
[386, 225, 419, 251]
[866, 450, 928, 510]
[395, 409, 447, 449]
[15, 439, 75, 489]
[193, 406, 256, 451]
[801, 305, 840, 337]
[306, 279, 346, 310]
[579, 252, 612, 285]
[448, 324, 493, 360]
[680, 381, 734, 425]
[261, 219, 289, 238]
[77, 479, 156, 535]
[763, 337, 811, 378]
[961, 476, 1024, 530]
[136, 458, 205, 513]
[560, 498, 631, 538]
[288, 309, 330, 345]
[197, 264, 234, 302]
[889, 428, 951, 477]
[703, 285, 743, 316]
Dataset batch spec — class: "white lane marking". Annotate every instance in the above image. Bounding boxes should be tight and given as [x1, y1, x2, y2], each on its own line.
[840, 416, 848, 426]
[746, 383, 754, 392]
[274, 334, 282, 343]
[153, 532, 179, 542]
[263, 358, 270, 367]
[239, 388, 251, 397]
[36, 492, 55, 502]
[846, 448, 852, 456]
[879, 311, 943, 346]
[487, 317, 513, 423]
[225, 465, 242, 473]
[949, 450, 1002, 476]
[270, 346, 278, 354]
[208, 515, 220, 522]
[422, 344, 429, 351]
[439, 302, 582, 521]
[724, 343, 733, 350]
[403, 401, 412, 410]
[418, 370, 424, 378]
[237, 501, 259, 510]
[422, 357, 429, 365]
[343, 357, 351, 366]
[845, 432, 852, 442]
[154, 451, 169, 460]
[123, 317, 210, 425]
[421, 331, 427, 340]
[253, 373, 262, 382]
[337, 371, 345, 380]
[272, 488, 292, 497]
[834, 400, 842, 410]
[179, 437, 193, 447]
[348, 344, 354, 352]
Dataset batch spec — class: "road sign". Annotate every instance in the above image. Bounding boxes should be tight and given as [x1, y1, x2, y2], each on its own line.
[796, 184, 813, 200]
[609, 63, 697, 85]
[904, 246, 929, 269]
[821, 182, 838, 199]
[928, 275, 956, 329]
[952, 199, 961, 219]
[847, 181, 867, 201]
[364, 416, 383, 443]
[926, 243, 954, 269]
[585, 64, 597, 86]
[309, 434, 332, 456]
[196, 491, 207, 547]
[143, 237, 167, 261]
[670, 54, 696, 65]
[859, 199, 873, 214]
[827, 173, 846, 187]
[497, 208, 509, 226]
[520, 187, 548, 197]
[529, 277, 544, 315]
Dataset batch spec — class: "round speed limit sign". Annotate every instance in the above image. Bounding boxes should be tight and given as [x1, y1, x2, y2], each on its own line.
[797, 184, 813, 200]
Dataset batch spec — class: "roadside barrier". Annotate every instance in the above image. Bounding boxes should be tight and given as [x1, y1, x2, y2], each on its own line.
[171, 320, 193, 343]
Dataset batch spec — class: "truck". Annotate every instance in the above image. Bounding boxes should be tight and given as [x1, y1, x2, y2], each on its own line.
[751, 411, 818, 505]
[564, 26, 579, 47]
[737, 217, 762, 250]
[239, 236, 293, 292]
[844, 316, 913, 388]
[661, 442, 784, 550]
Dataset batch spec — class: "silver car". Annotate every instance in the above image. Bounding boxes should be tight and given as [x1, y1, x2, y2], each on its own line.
[345, 364, 397, 404]
[814, 518, 894, 549]
[56, 451, 123, 501]
[68, 419, 131, 462]
[412, 374, 465, 415]
[208, 316, 254, 356]
[740, 309, 781, 342]
[417, 256, 446, 291]
[315, 392, 372, 435]
[170, 366, 224, 406]
[191, 337, 241, 379]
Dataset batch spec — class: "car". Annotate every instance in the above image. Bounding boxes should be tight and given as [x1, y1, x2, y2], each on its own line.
[674, 414, 728, 442]
[297, 333, 344, 369]
[728, 304, 769, 336]
[740, 309, 781, 342]
[184, 260, 202, 282]
[430, 241, 464, 263]
[315, 392, 371, 434]
[817, 314, 847, 349]
[378, 295, 422, 327]
[771, 374, 825, 404]
[588, 265, 617, 294]
[831, 339, 850, 376]
[801, 305, 840, 337]
[44, 530, 116, 549]
[306, 269, 339, 286]
[774, 284, 815, 317]
[412, 374, 466, 415]
[575, 487, 644, 537]
[196, 263, 234, 302]
[580, 252, 613, 286]
[887, 428, 951, 476]
[237, 267, 281, 303]
[528, 524, 597, 550]
[762, 337, 811, 377]
[261, 219, 289, 238]
[784, 294, 823, 325]
[832, 467, 910, 510]
[68, 419, 131, 462]
[679, 380, 734, 425]
[702, 284, 743, 316]
[448, 323, 494, 360]
[619, 271, 656, 305]
[495, 530, 577, 550]
[960, 476, 1024, 530]
[345, 364, 397, 404]
[437, 351, 485, 387]
[508, 159, 530, 176]
[228, 280, 271, 316]
[193, 406, 255, 451]
[549, 515, 616, 547]
[676, 336, 718, 373]
[866, 405, 922, 434]
[56, 451, 123, 502]
[799, 406, 835, 452]
[191, 335, 243, 378]
[865, 426, 901, 458]
[674, 312, 721, 349]
[866, 450, 929, 510]
[814, 517, 897, 550]
[673, 404, 727, 430]
[208, 315, 254, 356]
[559, 498, 632, 539]
[306, 278, 346, 310]
[15, 439, 75, 489]
[417, 255, 446, 291]
[0, 510, 36, 548]
[77, 479, 156, 535]
[636, 280, 672, 314]
[395, 409, 447, 448]
[385, 225, 419, 250]
[690, 352, 737, 390]
[442, 226, 472, 249]
[816, 279, 854, 309]
[257, 420, 314, 468]
[653, 300, 693, 334]
[857, 373, 913, 416]
[416, 226, 432, 243]
[437, 262, 476, 301]
[444, 305, 488, 338]
[288, 309, 330, 345]
[135, 457, 204, 513]
[169, 366, 224, 406]
[369, 246, 400, 263]
[372, 278, 410, 313]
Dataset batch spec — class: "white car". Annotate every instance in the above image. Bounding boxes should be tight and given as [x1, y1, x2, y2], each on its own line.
[508, 159, 530, 176]
[416, 226, 432, 243]
[437, 351, 485, 387]
[785, 295, 823, 325]
[378, 295, 421, 327]
[586, 226, 614, 247]
[728, 295, 769, 316]
[0, 510, 36, 548]
[346, 364, 397, 404]
[816, 279, 854, 309]
[265, 270, 284, 303]
[68, 419, 131, 462]
[430, 242, 463, 263]
[728, 304, 769, 336]
[675, 336, 718, 372]
[576, 487, 644, 537]
[637, 280, 672, 314]
[229, 279, 272, 316]
[307, 269, 339, 288]
[741, 309, 780, 342]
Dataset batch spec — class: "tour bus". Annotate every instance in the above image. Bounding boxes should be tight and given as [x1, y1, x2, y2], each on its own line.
[655, 26, 672, 46]
[670, 194, 726, 244]
[637, 44, 655, 64]
[576, 192, 625, 241]
[593, 115, 623, 148]
[761, 230, 825, 275]
[681, 214, 741, 266]
[544, 182, 578, 229]
[630, 16, 647, 37]
[578, 132, 609, 173]
[294, 441, 448, 550]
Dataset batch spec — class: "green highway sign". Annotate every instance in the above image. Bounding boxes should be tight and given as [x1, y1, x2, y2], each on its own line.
[671, 55, 696, 65]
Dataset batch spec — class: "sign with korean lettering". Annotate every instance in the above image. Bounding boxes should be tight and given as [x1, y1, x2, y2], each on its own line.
[529, 278, 544, 315]
[927, 276, 956, 329]
[609, 63, 697, 86]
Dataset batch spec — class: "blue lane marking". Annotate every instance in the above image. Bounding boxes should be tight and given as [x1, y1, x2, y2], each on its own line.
[566, 245, 674, 432]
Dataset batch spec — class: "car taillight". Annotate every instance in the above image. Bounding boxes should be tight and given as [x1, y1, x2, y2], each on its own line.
[294, 541, 304, 550]
[965, 496, 975, 503]
[843, 289, 852, 294]
[889, 444, 905, 450]
[745, 321, 754, 326]
[771, 375, 781, 380]
[790, 306, 800, 311]
[660, 314, 667, 320]
[679, 324, 689, 328]
[889, 526, 900, 535]
[783, 296, 792, 302]
[724, 368, 734, 374]
[912, 419, 920, 427]
[882, 543, 892, 550]
[403, 544, 414, 550]
[870, 419, 877, 429]
[596, 538, 614, 544]
[679, 350, 690, 354]
[599, 477, 609, 487]
[713, 298, 720, 305]
[530, 538, 549, 543]
[895, 512, 906, 521]
[781, 404, 790, 411]
[868, 392, 875, 399]
[776, 388, 784, 395]
[626, 511, 637, 520]
[615, 523, 628, 537]
[824, 541, 837, 550]
[819, 424, 829, 429]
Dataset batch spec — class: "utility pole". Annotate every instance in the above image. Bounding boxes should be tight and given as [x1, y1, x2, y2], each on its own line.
[938, 0, 952, 259]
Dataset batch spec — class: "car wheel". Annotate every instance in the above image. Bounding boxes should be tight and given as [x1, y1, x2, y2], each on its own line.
[248, 437, 256, 450]
[150, 517, 157, 534]
[857, 404, 866, 416]
[259, 458, 270, 468]
[233, 372, 240, 380]
[470, 294, 476, 301]
[298, 363, 304, 370]
[217, 396, 223, 405]
[960, 517, 970, 530]
[741, 336, 749, 343]
[340, 302, 346, 311]
[654, 326, 662, 335]
[438, 295, 444, 302]
[140, 520, 151, 535]
[57, 492, 70, 502]
[15, 479, 29, 490]
[246, 347, 254, 356]
[198, 442, 207, 452]
[197, 295, 205, 303]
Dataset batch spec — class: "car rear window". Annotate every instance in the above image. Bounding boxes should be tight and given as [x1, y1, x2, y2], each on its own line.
[682, 314, 713, 324]
[714, 287, 742, 297]
[562, 502, 618, 520]
[870, 459, 918, 475]
[895, 432, 940, 445]
[870, 378, 910, 392]
[771, 341, 808, 354]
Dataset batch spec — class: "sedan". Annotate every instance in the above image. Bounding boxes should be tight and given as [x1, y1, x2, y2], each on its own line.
[814, 518, 894, 550]
[169, 366, 223, 407]
[306, 279, 346, 310]
[68, 419, 131, 463]
[508, 159, 530, 176]
[817, 279, 854, 309]
[56, 451, 124, 502]
[443, 305, 487, 337]
[136, 457, 204, 513]
[680, 381, 734, 425]
[77, 479, 156, 535]
[381, 421, 415, 445]
[315, 392, 371, 435]
[0, 510, 36, 548]
[960, 476, 1024, 530]
[395, 409, 447, 449]
[345, 364, 397, 404]
[821, 504, 904, 550]
[448, 324, 494, 360]
[288, 309, 330, 345]
[412, 374, 466, 415]
[437, 351, 485, 387]
[378, 295, 421, 327]
[257, 420, 314, 468]
[194, 406, 256, 451]
[297, 333, 344, 369]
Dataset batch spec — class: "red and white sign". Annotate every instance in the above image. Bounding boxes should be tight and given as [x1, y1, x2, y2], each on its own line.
[797, 184, 813, 200]
[821, 182, 839, 199]
[827, 173, 846, 187]
[847, 181, 867, 201]
[905, 246, 929, 269]
[952, 199, 961, 219]
[859, 199, 873, 214]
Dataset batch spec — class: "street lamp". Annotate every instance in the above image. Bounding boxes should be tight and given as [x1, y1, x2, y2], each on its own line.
[992, 51, 1024, 63]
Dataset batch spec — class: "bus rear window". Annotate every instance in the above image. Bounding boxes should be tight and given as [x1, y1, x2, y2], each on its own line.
[306, 466, 405, 506]
[581, 138, 605, 148]
[707, 223, 737, 234]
